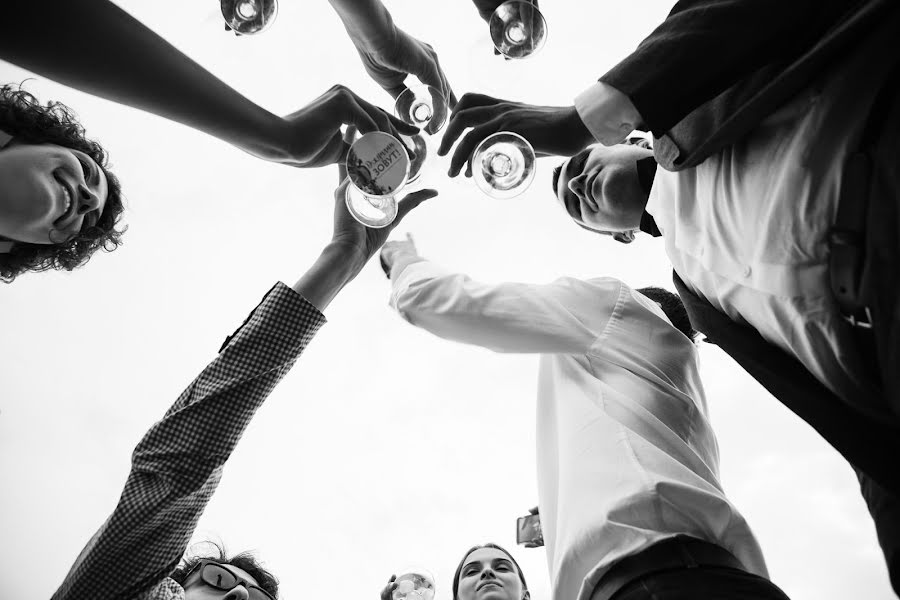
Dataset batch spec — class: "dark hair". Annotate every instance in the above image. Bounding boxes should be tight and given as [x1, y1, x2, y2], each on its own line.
[452, 543, 528, 600]
[0, 83, 126, 283]
[636, 286, 698, 341]
[170, 541, 280, 597]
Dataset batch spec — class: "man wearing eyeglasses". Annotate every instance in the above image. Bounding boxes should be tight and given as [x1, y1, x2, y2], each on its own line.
[49, 154, 437, 600]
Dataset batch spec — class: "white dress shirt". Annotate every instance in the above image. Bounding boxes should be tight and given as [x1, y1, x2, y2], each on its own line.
[644, 45, 889, 416]
[389, 260, 767, 600]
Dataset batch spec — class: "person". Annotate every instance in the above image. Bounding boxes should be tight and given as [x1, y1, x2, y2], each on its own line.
[48, 136, 438, 599]
[379, 237, 791, 600]
[547, 11, 900, 585]
[0, 85, 125, 282]
[381, 543, 530, 600]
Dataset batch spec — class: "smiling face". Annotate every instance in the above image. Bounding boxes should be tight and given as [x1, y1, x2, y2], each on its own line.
[0, 142, 109, 245]
[456, 547, 526, 600]
[551, 143, 652, 233]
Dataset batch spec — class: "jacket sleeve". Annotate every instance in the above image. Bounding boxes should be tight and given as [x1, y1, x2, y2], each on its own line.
[51, 283, 326, 600]
[599, 0, 857, 135]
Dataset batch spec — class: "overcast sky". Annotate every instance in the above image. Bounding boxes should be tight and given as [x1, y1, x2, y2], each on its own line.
[0, 1, 892, 599]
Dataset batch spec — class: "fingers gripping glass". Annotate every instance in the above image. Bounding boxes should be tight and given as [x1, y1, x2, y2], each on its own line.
[220, 0, 278, 35]
[345, 131, 412, 228]
[489, 1, 547, 59]
[184, 560, 276, 600]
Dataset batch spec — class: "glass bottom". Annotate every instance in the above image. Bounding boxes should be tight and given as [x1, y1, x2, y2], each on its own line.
[345, 185, 397, 228]
[472, 132, 535, 199]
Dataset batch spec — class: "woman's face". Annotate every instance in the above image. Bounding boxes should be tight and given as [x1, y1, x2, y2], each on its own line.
[0, 142, 109, 245]
[457, 548, 525, 600]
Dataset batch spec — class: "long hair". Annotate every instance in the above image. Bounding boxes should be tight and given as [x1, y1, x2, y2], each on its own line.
[0, 84, 126, 282]
[452, 543, 529, 600]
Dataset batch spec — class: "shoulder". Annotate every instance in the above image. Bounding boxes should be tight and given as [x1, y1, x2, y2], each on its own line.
[137, 578, 185, 600]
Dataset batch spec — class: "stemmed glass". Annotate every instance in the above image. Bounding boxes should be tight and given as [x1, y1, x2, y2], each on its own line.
[220, 0, 278, 35]
[392, 569, 436, 600]
[471, 132, 536, 198]
[344, 132, 411, 228]
[393, 85, 449, 187]
[489, 1, 548, 59]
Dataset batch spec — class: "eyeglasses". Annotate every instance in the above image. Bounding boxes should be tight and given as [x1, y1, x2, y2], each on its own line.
[183, 559, 276, 600]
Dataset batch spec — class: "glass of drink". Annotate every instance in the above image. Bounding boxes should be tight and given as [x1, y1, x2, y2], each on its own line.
[393, 570, 436, 600]
[220, 0, 278, 35]
[472, 132, 536, 198]
[489, 1, 547, 59]
[394, 86, 449, 136]
[345, 131, 411, 228]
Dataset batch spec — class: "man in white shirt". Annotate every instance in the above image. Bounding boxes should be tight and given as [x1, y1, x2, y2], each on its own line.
[380, 238, 790, 600]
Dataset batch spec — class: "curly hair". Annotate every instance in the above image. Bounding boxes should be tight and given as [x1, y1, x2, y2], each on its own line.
[170, 541, 280, 597]
[452, 543, 529, 600]
[0, 84, 126, 283]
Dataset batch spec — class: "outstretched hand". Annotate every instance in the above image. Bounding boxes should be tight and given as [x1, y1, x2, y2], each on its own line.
[381, 575, 398, 600]
[354, 27, 457, 109]
[270, 85, 419, 168]
[437, 93, 594, 177]
[331, 127, 437, 265]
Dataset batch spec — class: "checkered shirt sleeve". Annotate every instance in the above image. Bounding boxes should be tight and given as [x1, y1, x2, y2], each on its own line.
[51, 283, 326, 600]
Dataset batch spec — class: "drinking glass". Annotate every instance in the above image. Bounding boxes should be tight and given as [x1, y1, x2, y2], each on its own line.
[220, 0, 278, 35]
[345, 132, 411, 228]
[393, 569, 436, 600]
[472, 132, 536, 198]
[489, 1, 547, 59]
[394, 86, 449, 135]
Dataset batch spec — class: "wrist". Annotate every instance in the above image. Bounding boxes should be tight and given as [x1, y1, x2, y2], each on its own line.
[322, 240, 368, 278]
[561, 105, 596, 150]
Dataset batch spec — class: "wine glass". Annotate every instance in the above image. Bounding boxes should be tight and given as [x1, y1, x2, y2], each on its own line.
[392, 569, 436, 600]
[394, 86, 449, 135]
[489, 1, 548, 59]
[471, 132, 536, 199]
[220, 0, 278, 35]
[345, 131, 411, 228]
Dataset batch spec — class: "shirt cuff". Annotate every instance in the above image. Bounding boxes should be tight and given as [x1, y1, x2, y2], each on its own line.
[389, 260, 452, 311]
[574, 81, 642, 144]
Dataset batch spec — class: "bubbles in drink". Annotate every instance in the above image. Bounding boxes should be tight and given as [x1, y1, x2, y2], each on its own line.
[489, 1, 548, 59]
[221, 0, 278, 35]
[393, 572, 436, 600]
[472, 132, 536, 199]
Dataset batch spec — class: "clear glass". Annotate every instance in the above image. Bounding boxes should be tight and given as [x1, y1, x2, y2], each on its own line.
[220, 0, 278, 35]
[394, 86, 449, 135]
[392, 569, 436, 600]
[472, 132, 536, 199]
[344, 132, 411, 228]
[489, 1, 548, 59]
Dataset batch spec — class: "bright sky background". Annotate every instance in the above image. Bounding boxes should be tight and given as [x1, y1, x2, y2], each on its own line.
[0, 1, 893, 599]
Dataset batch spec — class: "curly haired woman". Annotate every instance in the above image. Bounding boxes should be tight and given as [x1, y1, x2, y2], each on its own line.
[0, 84, 126, 283]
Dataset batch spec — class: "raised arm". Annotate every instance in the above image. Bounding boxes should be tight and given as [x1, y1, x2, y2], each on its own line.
[2, 0, 417, 168]
[51, 151, 437, 599]
[381, 239, 617, 354]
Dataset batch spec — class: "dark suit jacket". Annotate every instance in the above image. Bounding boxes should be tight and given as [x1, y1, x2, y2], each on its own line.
[600, 0, 896, 171]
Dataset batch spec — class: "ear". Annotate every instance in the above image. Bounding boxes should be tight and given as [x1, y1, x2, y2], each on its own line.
[0, 239, 14, 253]
[612, 230, 636, 244]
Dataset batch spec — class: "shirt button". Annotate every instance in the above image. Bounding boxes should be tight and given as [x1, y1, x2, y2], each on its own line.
[742, 265, 752, 277]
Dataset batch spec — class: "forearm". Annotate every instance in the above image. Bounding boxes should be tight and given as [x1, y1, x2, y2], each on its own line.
[2, 0, 282, 157]
[328, 0, 396, 48]
[292, 242, 366, 312]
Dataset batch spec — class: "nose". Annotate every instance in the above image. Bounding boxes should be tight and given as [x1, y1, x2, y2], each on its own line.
[76, 183, 101, 214]
[567, 174, 587, 200]
[480, 568, 496, 581]
[223, 585, 251, 600]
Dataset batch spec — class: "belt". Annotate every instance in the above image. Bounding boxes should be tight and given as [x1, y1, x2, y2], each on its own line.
[589, 536, 747, 600]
